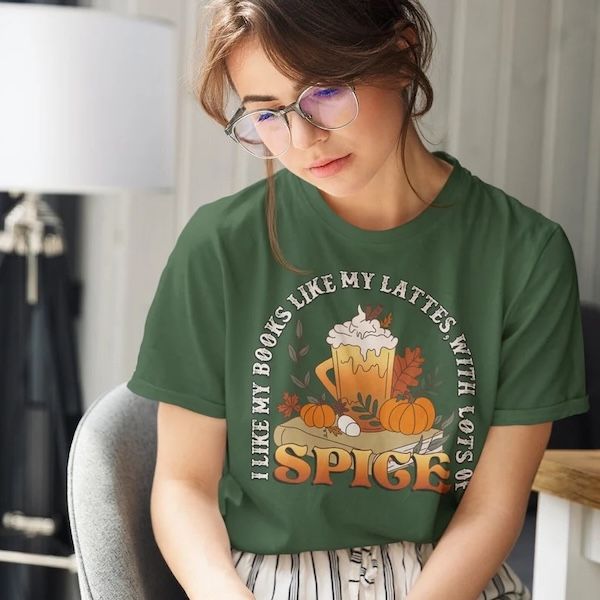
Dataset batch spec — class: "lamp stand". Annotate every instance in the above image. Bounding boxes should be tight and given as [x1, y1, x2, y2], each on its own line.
[0, 192, 65, 305]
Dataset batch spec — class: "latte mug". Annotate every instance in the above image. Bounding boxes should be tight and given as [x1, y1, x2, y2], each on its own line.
[315, 342, 396, 433]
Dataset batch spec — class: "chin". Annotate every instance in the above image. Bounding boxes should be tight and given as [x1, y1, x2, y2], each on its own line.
[322, 167, 370, 192]
[313, 177, 362, 199]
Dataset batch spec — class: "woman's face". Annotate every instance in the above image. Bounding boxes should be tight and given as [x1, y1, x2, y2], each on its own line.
[225, 36, 408, 197]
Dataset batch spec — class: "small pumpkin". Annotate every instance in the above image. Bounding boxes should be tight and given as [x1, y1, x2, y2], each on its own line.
[378, 395, 436, 434]
[300, 402, 337, 428]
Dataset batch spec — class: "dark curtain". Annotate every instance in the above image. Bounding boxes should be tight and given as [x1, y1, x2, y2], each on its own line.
[0, 2, 83, 599]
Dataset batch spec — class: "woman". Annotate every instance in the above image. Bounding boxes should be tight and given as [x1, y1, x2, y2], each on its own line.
[127, 1, 590, 599]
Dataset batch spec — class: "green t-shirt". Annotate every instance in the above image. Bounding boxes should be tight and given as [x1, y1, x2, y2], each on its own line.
[127, 150, 589, 554]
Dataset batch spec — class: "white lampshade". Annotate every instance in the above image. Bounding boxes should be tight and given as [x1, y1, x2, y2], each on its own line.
[0, 4, 176, 194]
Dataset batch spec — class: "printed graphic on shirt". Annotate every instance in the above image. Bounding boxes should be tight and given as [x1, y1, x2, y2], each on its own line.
[250, 271, 479, 498]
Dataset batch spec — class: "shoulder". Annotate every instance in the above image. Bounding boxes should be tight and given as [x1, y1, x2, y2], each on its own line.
[459, 166, 578, 309]
[464, 167, 563, 257]
[173, 169, 284, 258]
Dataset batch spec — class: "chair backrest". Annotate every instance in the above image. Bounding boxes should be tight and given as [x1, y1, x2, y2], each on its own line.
[526, 300, 600, 513]
[66, 382, 187, 600]
[581, 301, 600, 448]
[547, 300, 600, 450]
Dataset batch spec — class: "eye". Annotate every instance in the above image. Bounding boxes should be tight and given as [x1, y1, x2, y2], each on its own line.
[314, 87, 340, 97]
[257, 111, 275, 122]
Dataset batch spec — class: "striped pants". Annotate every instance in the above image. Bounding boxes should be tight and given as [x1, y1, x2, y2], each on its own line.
[231, 541, 531, 600]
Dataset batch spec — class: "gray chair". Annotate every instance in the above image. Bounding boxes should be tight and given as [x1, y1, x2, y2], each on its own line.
[66, 382, 187, 600]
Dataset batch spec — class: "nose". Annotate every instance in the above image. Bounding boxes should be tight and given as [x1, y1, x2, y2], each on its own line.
[287, 110, 328, 151]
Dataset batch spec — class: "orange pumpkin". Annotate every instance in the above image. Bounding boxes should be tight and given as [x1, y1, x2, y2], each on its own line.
[378, 395, 436, 434]
[300, 402, 337, 428]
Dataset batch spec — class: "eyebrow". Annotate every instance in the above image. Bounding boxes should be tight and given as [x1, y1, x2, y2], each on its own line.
[242, 81, 307, 106]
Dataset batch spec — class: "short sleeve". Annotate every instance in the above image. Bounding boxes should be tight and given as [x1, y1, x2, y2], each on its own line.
[126, 210, 226, 418]
[492, 224, 590, 425]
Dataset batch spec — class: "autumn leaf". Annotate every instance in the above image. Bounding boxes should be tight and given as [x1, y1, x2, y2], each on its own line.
[277, 391, 301, 417]
[379, 313, 393, 328]
[324, 424, 343, 436]
[391, 347, 425, 395]
[332, 397, 350, 416]
[364, 304, 383, 320]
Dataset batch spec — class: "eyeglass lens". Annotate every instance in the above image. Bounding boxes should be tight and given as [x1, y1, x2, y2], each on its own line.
[232, 86, 357, 158]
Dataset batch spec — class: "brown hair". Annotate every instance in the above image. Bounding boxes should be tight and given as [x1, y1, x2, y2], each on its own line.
[192, 0, 438, 275]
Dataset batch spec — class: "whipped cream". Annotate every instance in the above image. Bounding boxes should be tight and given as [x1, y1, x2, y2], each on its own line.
[326, 304, 398, 361]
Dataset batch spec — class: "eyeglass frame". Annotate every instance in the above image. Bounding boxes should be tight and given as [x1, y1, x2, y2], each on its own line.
[223, 83, 359, 159]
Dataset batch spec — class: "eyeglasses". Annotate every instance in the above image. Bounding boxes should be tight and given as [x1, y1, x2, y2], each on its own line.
[224, 83, 359, 159]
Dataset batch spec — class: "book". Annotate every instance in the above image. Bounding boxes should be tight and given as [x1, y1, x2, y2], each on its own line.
[273, 416, 445, 474]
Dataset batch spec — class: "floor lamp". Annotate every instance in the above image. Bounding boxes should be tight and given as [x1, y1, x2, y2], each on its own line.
[0, 3, 175, 596]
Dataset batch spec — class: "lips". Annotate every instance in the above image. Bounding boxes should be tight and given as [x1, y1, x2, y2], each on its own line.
[308, 155, 348, 169]
[307, 153, 352, 178]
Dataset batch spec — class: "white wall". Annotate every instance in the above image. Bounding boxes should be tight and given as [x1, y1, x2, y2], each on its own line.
[423, 0, 600, 301]
[77, 0, 600, 409]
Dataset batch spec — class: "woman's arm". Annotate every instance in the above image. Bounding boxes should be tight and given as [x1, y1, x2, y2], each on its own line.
[150, 401, 254, 600]
[406, 420, 553, 600]
[151, 479, 253, 599]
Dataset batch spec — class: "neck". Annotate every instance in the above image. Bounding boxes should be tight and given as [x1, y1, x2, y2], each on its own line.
[318, 122, 453, 232]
